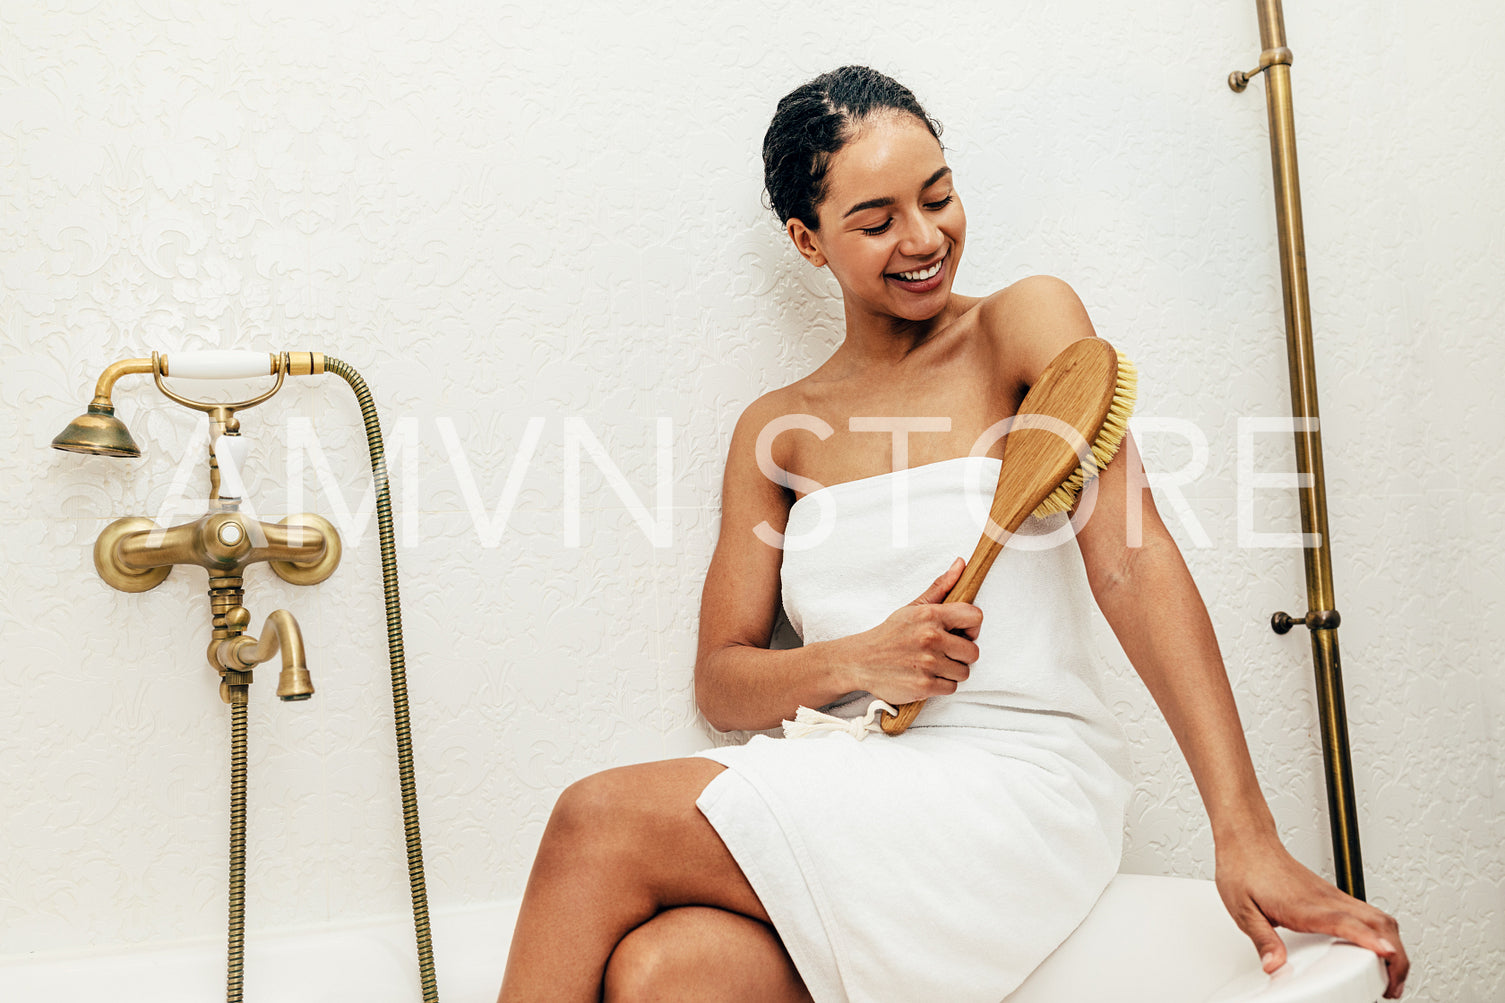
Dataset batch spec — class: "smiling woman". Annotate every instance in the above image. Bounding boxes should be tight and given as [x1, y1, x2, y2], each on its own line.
[768, 73, 963, 325]
[494, 66, 1408, 1003]
[788, 139, 961, 317]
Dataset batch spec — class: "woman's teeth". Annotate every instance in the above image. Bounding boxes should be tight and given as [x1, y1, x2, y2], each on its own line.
[895, 259, 943, 281]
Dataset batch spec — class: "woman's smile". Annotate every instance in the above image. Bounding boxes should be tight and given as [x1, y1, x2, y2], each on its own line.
[886, 252, 948, 292]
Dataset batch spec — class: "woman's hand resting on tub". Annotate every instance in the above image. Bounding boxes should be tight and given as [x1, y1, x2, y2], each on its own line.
[825, 558, 983, 706]
[1215, 831, 1409, 998]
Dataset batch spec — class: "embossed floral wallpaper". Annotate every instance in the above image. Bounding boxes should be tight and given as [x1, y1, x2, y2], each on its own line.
[1, 1, 1500, 1000]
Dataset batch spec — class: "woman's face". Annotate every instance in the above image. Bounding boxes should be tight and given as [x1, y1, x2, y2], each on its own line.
[789, 113, 966, 326]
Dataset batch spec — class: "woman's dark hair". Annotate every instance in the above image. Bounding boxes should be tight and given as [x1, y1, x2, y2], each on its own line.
[762, 66, 942, 229]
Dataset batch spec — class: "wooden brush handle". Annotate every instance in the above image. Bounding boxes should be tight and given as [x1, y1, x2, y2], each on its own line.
[879, 338, 1122, 736]
[877, 488, 1032, 734]
[878, 533, 1002, 734]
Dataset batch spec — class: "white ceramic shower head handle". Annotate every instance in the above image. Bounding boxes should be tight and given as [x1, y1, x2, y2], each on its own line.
[160, 351, 278, 380]
[214, 434, 250, 498]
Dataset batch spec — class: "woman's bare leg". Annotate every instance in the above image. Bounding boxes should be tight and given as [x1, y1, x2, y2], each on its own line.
[497, 757, 787, 1002]
[603, 906, 812, 1003]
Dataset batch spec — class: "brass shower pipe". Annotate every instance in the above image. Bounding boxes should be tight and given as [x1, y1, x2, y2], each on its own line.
[1230, 1, 1365, 900]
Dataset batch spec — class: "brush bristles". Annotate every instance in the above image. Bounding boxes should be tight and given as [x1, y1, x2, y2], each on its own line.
[1032, 352, 1138, 518]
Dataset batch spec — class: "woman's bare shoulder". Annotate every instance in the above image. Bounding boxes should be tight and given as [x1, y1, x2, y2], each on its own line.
[723, 378, 825, 484]
[976, 274, 1092, 331]
[732, 380, 812, 437]
[974, 274, 1100, 383]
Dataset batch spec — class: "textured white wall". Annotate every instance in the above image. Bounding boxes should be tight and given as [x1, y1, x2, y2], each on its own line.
[1, 1, 1500, 999]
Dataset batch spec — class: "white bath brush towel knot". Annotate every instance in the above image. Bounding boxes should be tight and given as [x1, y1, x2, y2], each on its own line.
[782, 697, 897, 740]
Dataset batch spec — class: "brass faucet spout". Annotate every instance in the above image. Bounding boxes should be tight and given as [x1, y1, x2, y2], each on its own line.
[216, 609, 313, 701]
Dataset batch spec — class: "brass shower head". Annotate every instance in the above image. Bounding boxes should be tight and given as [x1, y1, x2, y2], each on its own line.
[51, 357, 154, 457]
[51, 404, 142, 458]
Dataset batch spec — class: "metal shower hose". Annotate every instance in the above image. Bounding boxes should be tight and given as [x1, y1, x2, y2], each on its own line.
[224, 356, 439, 1002]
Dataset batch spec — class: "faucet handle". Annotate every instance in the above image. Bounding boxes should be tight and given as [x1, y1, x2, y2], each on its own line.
[94, 517, 173, 592]
[267, 514, 341, 586]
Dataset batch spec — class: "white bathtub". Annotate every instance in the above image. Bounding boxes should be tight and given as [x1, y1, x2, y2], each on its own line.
[0, 901, 521, 1003]
[0, 875, 1384, 1002]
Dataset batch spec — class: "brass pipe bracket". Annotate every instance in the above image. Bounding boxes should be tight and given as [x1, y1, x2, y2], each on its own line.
[1271, 607, 1341, 634]
[1229, 46, 1293, 92]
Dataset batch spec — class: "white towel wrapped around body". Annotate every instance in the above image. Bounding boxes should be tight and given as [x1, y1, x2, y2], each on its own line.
[696, 456, 1132, 1003]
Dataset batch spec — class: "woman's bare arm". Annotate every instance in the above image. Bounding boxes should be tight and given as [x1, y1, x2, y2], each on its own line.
[992, 275, 1408, 997]
[1080, 435, 1406, 997]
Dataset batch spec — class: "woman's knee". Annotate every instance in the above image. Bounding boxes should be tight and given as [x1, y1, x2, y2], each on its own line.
[542, 769, 636, 857]
[545, 759, 722, 848]
[534, 758, 751, 917]
[549, 771, 615, 831]
[603, 907, 811, 1003]
[601, 921, 672, 1002]
[602, 909, 724, 1002]
[543, 761, 709, 853]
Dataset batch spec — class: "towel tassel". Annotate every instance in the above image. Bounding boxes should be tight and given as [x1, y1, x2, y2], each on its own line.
[781, 698, 897, 741]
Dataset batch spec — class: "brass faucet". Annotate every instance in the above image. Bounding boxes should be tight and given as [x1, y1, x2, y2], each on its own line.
[95, 499, 340, 704]
[60, 355, 340, 705]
